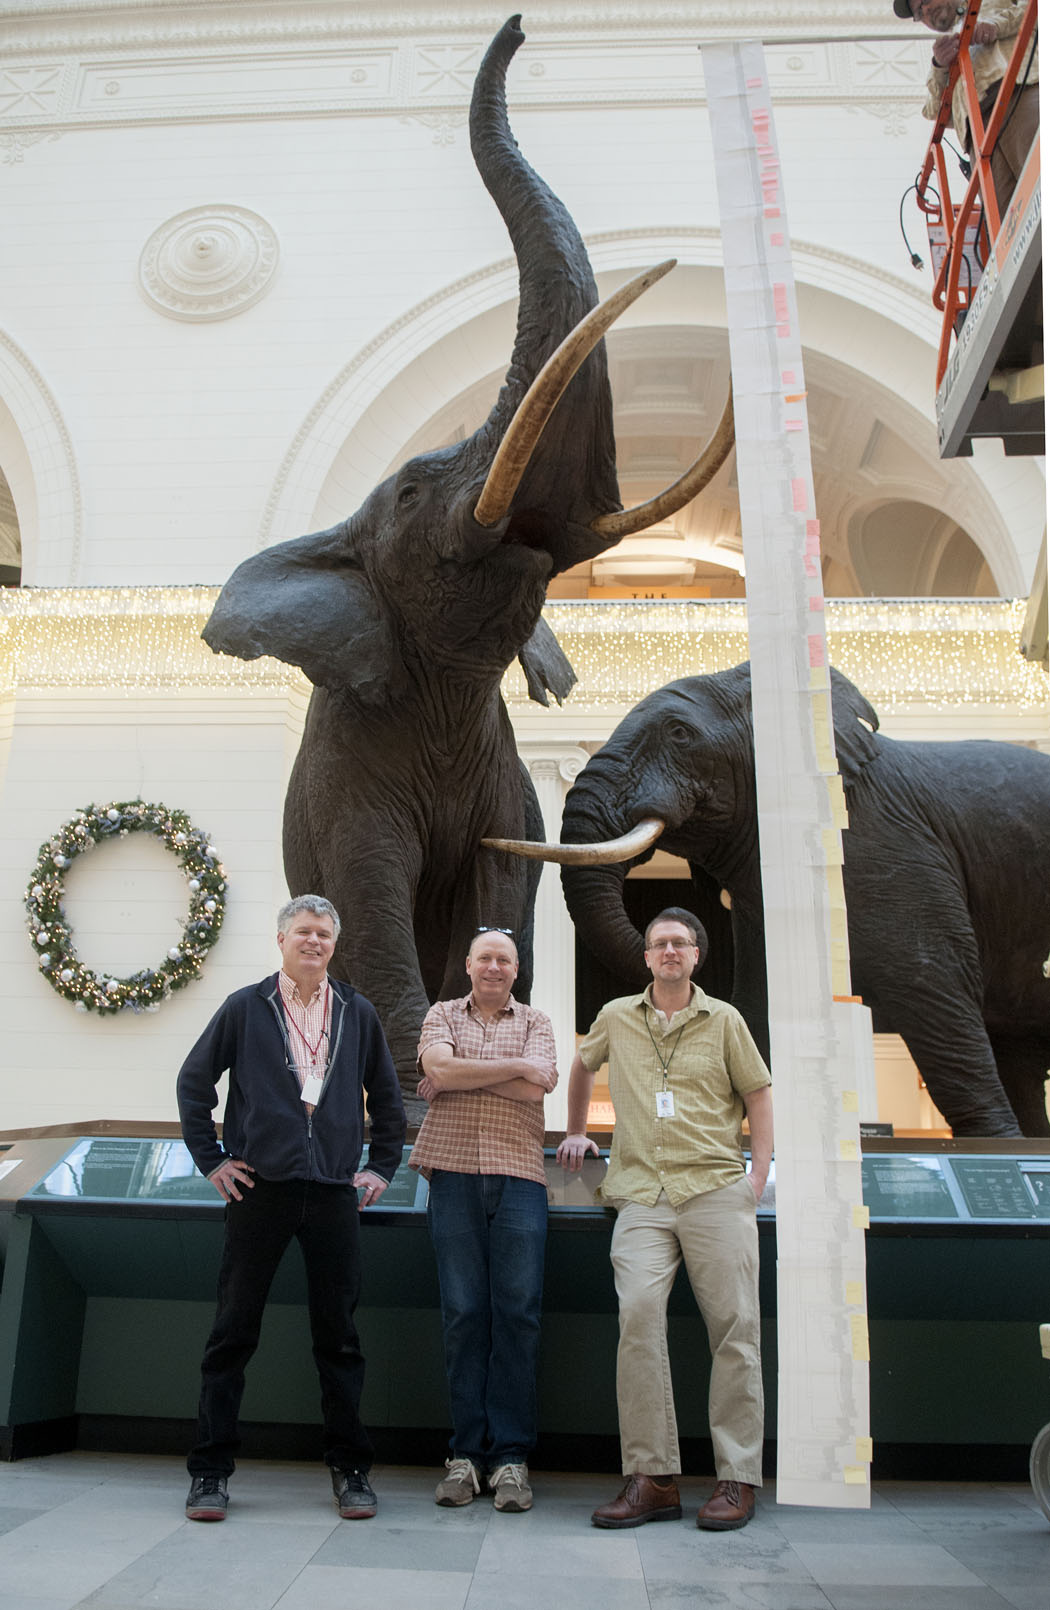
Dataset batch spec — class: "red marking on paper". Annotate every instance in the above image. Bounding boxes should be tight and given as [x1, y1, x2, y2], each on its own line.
[809, 594, 825, 612]
[782, 370, 796, 385]
[791, 478, 807, 511]
[808, 635, 826, 668]
[786, 419, 803, 432]
[806, 519, 821, 538]
[770, 232, 784, 247]
[805, 555, 819, 579]
[764, 208, 781, 219]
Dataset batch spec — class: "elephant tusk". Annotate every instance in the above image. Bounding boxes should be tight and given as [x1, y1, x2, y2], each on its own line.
[589, 387, 735, 540]
[482, 816, 665, 865]
[473, 260, 677, 529]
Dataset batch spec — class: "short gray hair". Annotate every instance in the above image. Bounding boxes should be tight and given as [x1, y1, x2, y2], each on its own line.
[277, 894, 341, 940]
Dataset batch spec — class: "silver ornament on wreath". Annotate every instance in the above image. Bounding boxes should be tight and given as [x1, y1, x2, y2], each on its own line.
[24, 800, 227, 1014]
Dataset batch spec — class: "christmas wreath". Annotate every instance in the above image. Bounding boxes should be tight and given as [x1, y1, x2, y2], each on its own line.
[25, 800, 226, 1014]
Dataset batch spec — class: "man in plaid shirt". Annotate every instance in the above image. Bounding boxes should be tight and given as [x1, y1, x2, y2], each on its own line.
[410, 927, 558, 1513]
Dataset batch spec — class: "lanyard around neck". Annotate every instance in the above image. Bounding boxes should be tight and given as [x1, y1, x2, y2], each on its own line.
[645, 1011, 686, 1087]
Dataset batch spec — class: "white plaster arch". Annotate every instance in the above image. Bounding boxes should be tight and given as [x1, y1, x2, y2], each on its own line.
[258, 230, 1040, 595]
[0, 329, 82, 585]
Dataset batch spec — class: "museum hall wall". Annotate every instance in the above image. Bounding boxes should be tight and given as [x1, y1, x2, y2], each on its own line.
[0, 1, 1046, 1132]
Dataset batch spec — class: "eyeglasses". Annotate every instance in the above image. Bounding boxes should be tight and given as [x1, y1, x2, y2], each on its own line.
[646, 938, 697, 952]
[476, 925, 514, 937]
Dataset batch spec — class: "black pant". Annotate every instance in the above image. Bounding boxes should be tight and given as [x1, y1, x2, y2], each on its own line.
[188, 1176, 373, 1476]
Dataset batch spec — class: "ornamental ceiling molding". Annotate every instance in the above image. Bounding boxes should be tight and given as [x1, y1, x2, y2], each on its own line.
[137, 204, 280, 321]
[0, 4, 935, 58]
[0, 328, 83, 584]
[0, 20, 927, 133]
[258, 227, 941, 551]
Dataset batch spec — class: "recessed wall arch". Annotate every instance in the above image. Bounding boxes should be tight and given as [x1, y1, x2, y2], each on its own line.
[849, 499, 997, 597]
[0, 329, 82, 585]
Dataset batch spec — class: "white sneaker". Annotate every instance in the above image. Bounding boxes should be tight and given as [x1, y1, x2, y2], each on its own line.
[435, 1457, 481, 1506]
[489, 1462, 532, 1512]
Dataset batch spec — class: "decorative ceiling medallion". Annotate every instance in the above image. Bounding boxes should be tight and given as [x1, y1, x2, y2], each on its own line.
[138, 204, 279, 322]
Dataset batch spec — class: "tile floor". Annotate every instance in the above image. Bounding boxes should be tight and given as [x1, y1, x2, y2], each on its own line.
[0, 1453, 1045, 1610]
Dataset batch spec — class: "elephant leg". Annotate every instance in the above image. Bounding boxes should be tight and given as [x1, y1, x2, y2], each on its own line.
[316, 838, 430, 1108]
[987, 1035, 1050, 1137]
[282, 746, 323, 899]
[438, 847, 533, 1004]
[436, 755, 537, 1003]
[846, 854, 1022, 1137]
[867, 988, 1021, 1138]
[511, 759, 545, 1003]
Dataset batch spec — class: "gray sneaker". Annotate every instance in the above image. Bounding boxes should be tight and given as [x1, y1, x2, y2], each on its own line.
[185, 1474, 228, 1521]
[435, 1457, 481, 1506]
[489, 1462, 532, 1512]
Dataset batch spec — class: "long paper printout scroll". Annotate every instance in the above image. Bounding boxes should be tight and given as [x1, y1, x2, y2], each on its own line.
[701, 40, 871, 1508]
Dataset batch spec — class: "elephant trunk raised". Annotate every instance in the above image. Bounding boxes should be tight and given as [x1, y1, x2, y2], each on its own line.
[467, 16, 620, 553]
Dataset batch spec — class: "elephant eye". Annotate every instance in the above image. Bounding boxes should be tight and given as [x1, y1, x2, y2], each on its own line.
[397, 481, 421, 508]
[666, 721, 693, 747]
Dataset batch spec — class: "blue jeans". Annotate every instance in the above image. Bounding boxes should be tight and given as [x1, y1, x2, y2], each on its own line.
[427, 1170, 548, 1469]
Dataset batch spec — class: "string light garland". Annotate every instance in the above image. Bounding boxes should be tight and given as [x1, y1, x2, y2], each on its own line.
[0, 588, 1044, 716]
[24, 800, 227, 1014]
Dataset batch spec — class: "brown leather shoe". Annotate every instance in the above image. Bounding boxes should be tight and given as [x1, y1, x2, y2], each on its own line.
[592, 1474, 682, 1529]
[697, 1479, 755, 1531]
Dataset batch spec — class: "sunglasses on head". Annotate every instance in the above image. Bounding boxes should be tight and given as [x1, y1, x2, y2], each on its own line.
[475, 926, 515, 937]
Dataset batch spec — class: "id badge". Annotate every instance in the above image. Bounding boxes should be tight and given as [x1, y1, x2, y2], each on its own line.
[301, 1073, 324, 1106]
[655, 1090, 675, 1118]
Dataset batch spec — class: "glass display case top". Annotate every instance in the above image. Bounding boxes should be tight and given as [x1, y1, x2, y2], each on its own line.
[18, 1137, 1050, 1225]
[26, 1138, 425, 1209]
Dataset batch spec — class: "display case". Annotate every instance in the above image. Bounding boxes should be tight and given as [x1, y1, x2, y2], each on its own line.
[1, 1135, 1047, 1474]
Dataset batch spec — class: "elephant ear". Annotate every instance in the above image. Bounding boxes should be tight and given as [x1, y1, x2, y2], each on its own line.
[517, 615, 577, 708]
[202, 524, 403, 705]
[829, 666, 880, 790]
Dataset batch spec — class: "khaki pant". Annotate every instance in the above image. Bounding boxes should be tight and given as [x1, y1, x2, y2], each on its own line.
[610, 1176, 763, 1484]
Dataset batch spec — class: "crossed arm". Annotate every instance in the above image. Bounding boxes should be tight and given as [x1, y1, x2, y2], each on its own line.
[418, 1041, 558, 1105]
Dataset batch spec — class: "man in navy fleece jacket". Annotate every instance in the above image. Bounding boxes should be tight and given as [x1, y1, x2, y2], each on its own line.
[177, 894, 405, 1524]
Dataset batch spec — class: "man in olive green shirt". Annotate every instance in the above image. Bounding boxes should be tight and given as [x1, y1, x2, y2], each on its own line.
[558, 907, 772, 1533]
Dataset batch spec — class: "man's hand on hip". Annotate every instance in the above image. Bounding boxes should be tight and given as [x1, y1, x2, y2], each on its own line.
[354, 1169, 389, 1209]
[556, 1133, 600, 1172]
[209, 1158, 255, 1202]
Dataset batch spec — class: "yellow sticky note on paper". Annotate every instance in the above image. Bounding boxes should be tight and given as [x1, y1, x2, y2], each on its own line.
[845, 1281, 864, 1305]
[839, 1137, 859, 1161]
[822, 828, 844, 866]
[855, 1437, 873, 1462]
[842, 1089, 859, 1113]
[826, 773, 849, 828]
[843, 1466, 868, 1486]
[850, 1314, 870, 1360]
[812, 697, 834, 769]
[852, 1204, 870, 1229]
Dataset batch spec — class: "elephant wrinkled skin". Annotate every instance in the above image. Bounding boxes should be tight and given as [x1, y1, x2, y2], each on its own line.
[201, 17, 732, 1098]
[555, 663, 1050, 1138]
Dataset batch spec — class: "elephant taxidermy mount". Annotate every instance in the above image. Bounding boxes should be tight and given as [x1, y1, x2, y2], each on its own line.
[201, 15, 734, 1099]
[486, 663, 1050, 1139]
